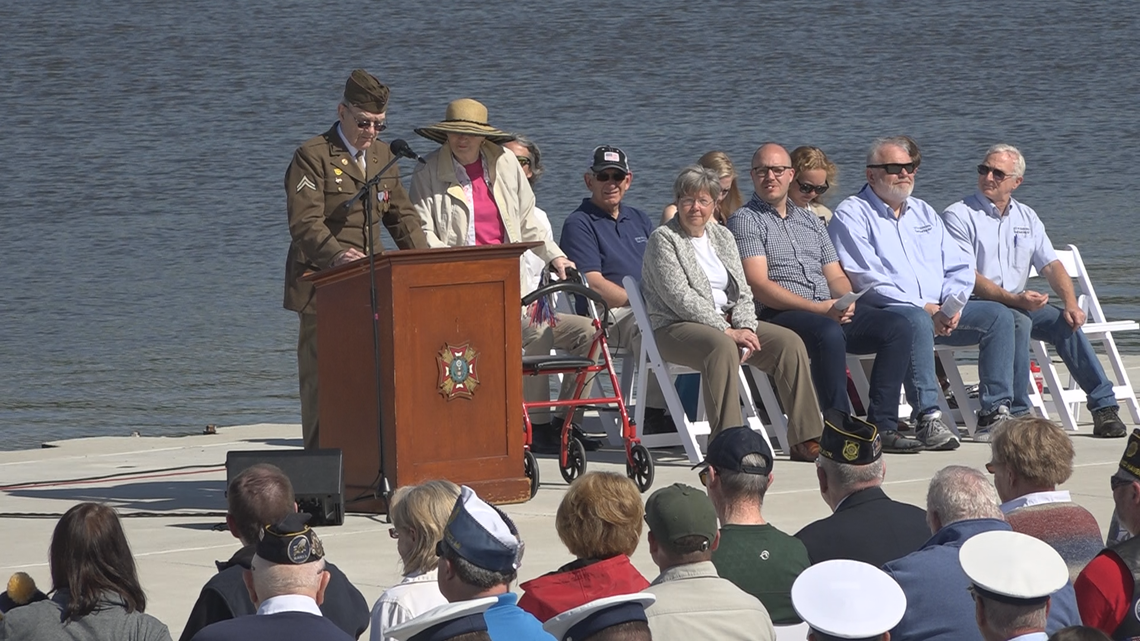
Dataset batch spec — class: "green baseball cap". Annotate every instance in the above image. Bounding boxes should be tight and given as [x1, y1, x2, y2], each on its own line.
[644, 483, 718, 547]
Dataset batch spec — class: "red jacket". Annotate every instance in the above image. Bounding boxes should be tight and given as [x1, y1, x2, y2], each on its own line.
[517, 555, 650, 622]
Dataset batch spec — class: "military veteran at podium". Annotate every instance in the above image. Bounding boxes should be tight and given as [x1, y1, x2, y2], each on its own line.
[283, 69, 429, 449]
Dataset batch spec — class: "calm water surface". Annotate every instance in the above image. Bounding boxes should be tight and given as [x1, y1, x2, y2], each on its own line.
[2, 1, 1137, 450]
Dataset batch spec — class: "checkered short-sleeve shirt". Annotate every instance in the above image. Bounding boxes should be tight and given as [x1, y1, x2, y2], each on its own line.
[725, 195, 839, 311]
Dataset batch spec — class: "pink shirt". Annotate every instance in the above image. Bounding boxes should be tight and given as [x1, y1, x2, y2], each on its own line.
[464, 160, 505, 245]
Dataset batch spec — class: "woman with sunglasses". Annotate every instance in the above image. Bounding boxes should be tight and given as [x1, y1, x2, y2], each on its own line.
[789, 146, 838, 225]
[369, 480, 460, 641]
[661, 150, 744, 225]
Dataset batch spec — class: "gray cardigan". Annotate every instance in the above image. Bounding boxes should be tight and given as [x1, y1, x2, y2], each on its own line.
[640, 218, 758, 332]
[0, 590, 172, 641]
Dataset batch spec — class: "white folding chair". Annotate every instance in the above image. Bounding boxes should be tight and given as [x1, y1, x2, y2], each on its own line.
[623, 276, 779, 464]
[1029, 245, 1140, 431]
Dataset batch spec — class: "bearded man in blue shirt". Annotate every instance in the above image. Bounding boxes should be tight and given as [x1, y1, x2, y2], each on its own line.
[829, 136, 1019, 444]
[942, 144, 1126, 438]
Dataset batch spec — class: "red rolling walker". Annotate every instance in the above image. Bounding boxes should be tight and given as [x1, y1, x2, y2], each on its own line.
[520, 273, 654, 497]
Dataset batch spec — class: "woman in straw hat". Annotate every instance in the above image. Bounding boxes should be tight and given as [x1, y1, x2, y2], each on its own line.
[409, 98, 573, 279]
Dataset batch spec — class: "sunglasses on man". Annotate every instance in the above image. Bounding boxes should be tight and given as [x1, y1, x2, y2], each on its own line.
[866, 162, 917, 175]
[796, 180, 829, 195]
[594, 170, 627, 183]
[977, 164, 1011, 181]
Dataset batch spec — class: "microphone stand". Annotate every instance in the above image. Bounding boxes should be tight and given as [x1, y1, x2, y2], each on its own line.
[343, 155, 404, 510]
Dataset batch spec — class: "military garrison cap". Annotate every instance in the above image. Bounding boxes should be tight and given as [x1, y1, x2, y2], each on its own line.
[544, 594, 656, 641]
[388, 596, 497, 641]
[819, 413, 882, 465]
[439, 486, 521, 574]
[1117, 429, 1140, 480]
[256, 512, 324, 565]
[344, 69, 389, 114]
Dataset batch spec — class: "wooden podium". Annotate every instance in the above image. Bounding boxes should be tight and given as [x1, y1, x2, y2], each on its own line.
[307, 244, 536, 512]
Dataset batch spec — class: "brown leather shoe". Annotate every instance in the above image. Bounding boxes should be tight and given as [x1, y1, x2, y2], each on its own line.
[789, 439, 820, 462]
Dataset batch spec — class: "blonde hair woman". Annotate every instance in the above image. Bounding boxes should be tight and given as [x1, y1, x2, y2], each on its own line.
[369, 480, 461, 641]
[789, 146, 838, 225]
[518, 472, 649, 621]
[661, 150, 743, 225]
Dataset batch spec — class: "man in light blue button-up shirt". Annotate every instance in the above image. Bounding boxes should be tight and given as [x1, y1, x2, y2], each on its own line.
[830, 137, 1018, 445]
[943, 144, 1125, 438]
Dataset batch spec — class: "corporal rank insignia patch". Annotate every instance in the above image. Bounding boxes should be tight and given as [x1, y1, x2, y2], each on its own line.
[295, 176, 317, 192]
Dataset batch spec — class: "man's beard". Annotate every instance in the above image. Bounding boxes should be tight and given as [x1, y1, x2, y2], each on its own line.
[877, 180, 914, 203]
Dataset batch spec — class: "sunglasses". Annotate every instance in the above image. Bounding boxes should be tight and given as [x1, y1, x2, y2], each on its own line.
[796, 180, 829, 195]
[866, 163, 917, 175]
[388, 527, 400, 539]
[752, 165, 792, 177]
[698, 466, 711, 486]
[516, 156, 532, 167]
[353, 117, 387, 132]
[594, 170, 627, 183]
[977, 164, 1011, 181]
[1112, 475, 1133, 490]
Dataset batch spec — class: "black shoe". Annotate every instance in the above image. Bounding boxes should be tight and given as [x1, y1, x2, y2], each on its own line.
[641, 407, 677, 435]
[881, 430, 924, 453]
[1093, 407, 1127, 438]
[529, 422, 560, 455]
[974, 406, 1012, 444]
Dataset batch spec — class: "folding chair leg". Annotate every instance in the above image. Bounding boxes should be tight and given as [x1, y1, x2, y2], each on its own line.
[937, 350, 978, 434]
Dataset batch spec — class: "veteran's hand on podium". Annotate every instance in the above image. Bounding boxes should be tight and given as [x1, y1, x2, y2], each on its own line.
[550, 256, 576, 280]
[332, 248, 366, 267]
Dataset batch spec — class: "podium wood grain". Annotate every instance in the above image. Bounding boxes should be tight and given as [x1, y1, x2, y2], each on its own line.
[308, 244, 537, 511]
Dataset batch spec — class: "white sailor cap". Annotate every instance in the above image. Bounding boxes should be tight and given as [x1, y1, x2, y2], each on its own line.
[958, 530, 1067, 605]
[791, 560, 906, 639]
[387, 596, 498, 641]
[543, 594, 656, 641]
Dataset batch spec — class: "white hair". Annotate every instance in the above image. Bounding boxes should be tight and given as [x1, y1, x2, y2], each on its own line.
[819, 456, 884, 493]
[926, 465, 1003, 526]
[984, 144, 1026, 177]
[251, 555, 327, 599]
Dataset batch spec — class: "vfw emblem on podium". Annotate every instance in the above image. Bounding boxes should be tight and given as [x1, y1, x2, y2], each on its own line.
[437, 343, 481, 400]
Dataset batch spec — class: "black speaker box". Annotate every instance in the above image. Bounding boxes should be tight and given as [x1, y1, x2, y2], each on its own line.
[225, 449, 345, 526]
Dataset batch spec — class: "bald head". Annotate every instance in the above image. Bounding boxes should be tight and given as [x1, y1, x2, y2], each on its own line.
[750, 143, 794, 209]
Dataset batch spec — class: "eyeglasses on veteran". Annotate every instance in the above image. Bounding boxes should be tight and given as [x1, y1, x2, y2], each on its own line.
[679, 196, 715, 208]
[752, 165, 792, 177]
[977, 164, 1011, 181]
[866, 162, 917, 175]
[594, 170, 627, 183]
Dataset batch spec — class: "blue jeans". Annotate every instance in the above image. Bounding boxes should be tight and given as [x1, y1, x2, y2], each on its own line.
[1010, 304, 1116, 414]
[879, 301, 1017, 417]
[764, 307, 914, 433]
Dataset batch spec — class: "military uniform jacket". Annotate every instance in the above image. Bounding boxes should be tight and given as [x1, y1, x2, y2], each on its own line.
[795, 486, 931, 567]
[179, 545, 369, 640]
[283, 123, 428, 314]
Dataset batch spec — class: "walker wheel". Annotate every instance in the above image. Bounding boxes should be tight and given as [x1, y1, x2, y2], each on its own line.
[524, 449, 540, 499]
[627, 444, 655, 493]
[559, 438, 587, 484]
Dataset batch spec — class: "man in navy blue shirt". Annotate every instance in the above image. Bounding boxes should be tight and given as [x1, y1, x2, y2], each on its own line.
[559, 146, 668, 430]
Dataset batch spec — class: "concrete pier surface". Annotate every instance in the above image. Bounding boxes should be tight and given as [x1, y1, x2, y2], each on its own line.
[1, 355, 1138, 639]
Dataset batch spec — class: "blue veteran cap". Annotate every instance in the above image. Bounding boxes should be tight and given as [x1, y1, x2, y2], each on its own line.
[439, 486, 520, 574]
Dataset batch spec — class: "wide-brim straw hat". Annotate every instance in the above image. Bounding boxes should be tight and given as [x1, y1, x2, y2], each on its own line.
[415, 98, 514, 145]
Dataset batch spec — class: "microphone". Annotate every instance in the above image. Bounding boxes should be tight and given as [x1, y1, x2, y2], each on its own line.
[389, 139, 426, 164]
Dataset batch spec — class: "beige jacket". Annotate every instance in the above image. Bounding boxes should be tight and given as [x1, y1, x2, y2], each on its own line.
[409, 140, 565, 294]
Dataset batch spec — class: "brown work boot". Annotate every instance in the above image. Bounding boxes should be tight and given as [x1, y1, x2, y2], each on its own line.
[789, 439, 820, 462]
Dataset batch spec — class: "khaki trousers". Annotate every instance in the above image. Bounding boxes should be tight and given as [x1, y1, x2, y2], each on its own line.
[608, 307, 665, 410]
[297, 312, 320, 449]
[521, 313, 597, 424]
[653, 321, 823, 444]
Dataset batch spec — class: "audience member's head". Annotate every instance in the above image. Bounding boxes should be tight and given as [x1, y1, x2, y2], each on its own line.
[388, 596, 498, 641]
[244, 512, 331, 608]
[959, 530, 1067, 641]
[792, 559, 905, 641]
[226, 463, 295, 546]
[749, 143, 795, 209]
[645, 483, 719, 570]
[1111, 429, 1140, 537]
[696, 426, 774, 522]
[504, 135, 544, 187]
[815, 415, 885, 510]
[1048, 626, 1113, 641]
[436, 486, 522, 602]
[544, 594, 656, 641]
[696, 150, 742, 223]
[556, 472, 644, 560]
[789, 146, 838, 210]
[49, 502, 148, 621]
[926, 465, 1004, 533]
[864, 136, 919, 209]
[390, 479, 462, 577]
[988, 417, 1075, 503]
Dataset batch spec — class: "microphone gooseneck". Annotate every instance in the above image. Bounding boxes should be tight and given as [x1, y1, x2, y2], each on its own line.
[389, 139, 426, 164]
